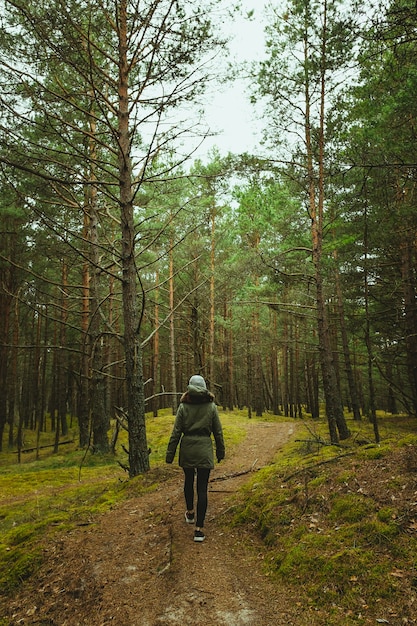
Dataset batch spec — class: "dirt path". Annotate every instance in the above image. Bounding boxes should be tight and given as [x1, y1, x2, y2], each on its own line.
[6, 421, 307, 626]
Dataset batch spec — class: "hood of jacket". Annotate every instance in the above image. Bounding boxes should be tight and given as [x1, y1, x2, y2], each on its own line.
[180, 385, 214, 404]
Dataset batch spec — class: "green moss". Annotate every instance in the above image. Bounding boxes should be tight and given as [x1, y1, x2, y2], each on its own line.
[271, 532, 396, 609]
[357, 445, 389, 460]
[355, 517, 400, 545]
[225, 413, 417, 621]
[7, 523, 37, 546]
[0, 542, 43, 593]
[397, 434, 417, 446]
[336, 471, 356, 484]
[329, 494, 372, 523]
[377, 506, 396, 522]
[308, 475, 327, 488]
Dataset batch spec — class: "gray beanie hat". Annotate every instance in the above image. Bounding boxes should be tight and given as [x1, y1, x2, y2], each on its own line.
[188, 375, 207, 390]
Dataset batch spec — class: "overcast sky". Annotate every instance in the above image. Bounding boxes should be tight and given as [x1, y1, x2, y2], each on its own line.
[195, 1, 267, 159]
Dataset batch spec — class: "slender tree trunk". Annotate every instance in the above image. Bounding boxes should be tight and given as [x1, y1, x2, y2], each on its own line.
[79, 207, 91, 448]
[246, 335, 252, 418]
[90, 196, 109, 453]
[209, 206, 215, 386]
[252, 310, 263, 416]
[0, 269, 12, 451]
[118, 0, 149, 475]
[33, 310, 42, 441]
[294, 319, 302, 418]
[8, 296, 19, 447]
[334, 257, 362, 421]
[364, 204, 380, 443]
[385, 361, 397, 414]
[226, 302, 235, 410]
[304, 0, 349, 442]
[282, 315, 290, 417]
[86, 113, 109, 453]
[400, 237, 417, 413]
[169, 230, 178, 414]
[40, 309, 48, 432]
[57, 260, 69, 439]
[289, 322, 295, 417]
[152, 269, 160, 417]
[271, 345, 280, 415]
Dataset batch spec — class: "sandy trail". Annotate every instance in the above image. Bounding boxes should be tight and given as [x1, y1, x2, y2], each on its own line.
[6, 421, 305, 626]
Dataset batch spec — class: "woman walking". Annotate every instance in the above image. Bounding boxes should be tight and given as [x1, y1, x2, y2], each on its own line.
[166, 375, 225, 542]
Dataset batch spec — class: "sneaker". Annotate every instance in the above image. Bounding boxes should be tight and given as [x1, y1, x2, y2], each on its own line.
[194, 529, 205, 542]
[185, 511, 195, 524]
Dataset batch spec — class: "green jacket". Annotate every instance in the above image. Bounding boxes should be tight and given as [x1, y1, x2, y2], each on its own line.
[165, 385, 225, 469]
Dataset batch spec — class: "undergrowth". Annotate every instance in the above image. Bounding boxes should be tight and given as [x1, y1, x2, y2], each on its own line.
[228, 412, 417, 625]
[0, 409, 246, 594]
[2, 407, 417, 626]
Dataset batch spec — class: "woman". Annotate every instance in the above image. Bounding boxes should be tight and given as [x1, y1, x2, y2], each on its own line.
[166, 375, 225, 542]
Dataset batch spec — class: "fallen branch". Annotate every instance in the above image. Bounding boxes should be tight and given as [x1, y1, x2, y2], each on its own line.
[295, 438, 346, 449]
[210, 459, 259, 482]
[19, 440, 74, 454]
[282, 452, 356, 482]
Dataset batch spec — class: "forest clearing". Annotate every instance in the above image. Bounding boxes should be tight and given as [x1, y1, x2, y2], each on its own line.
[1, 411, 417, 625]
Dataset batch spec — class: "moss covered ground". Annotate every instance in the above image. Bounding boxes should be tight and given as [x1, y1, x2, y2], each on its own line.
[227, 412, 417, 624]
[1, 409, 417, 625]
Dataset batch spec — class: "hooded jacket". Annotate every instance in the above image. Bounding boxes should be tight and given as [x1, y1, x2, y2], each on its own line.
[165, 381, 225, 469]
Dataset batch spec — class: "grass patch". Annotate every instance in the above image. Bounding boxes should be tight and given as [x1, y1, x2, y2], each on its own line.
[0, 408, 252, 596]
[227, 412, 417, 623]
[329, 493, 372, 523]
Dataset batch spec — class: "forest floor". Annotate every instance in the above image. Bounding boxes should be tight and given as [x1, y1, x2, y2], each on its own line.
[3, 420, 314, 626]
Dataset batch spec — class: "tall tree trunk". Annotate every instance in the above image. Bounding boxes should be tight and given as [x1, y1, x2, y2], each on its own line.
[304, 0, 349, 442]
[40, 308, 49, 433]
[364, 203, 380, 443]
[226, 301, 235, 410]
[0, 254, 13, 451]
[89, 195, 109, 452]
[400, 237, 417, 413]
[271, 310, 280, 415]
[33, 310, 42, 443]
[79, 206, 91, 448]
[209, 206, 216, 386]
[246, 335, 253, 418]
[8, 296, 19, 448]
[152, 268, 160, 417]
[118, 0, 149, 475]
[334, 257, 362, 421]
[88, 114, 109, 453]
[252, 309, 263, 417]
[57, 260, 69, 439]
[282, 314, 290, 417]
[169, 230, 178, 414]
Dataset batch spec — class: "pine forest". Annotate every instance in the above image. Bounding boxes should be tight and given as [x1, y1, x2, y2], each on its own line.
[1, 0, 417, 478]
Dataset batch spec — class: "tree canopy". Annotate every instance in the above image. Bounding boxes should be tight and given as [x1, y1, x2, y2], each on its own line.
[1, 0, 416, 468]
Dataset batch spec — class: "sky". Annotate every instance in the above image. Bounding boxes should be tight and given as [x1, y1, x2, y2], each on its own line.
[194, 1, 268, 159]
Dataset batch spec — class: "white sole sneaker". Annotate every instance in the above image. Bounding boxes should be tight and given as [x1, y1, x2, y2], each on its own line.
[194, 531, 205, 542]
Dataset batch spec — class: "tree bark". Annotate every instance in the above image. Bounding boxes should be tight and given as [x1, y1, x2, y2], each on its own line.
[118, 0, 149, 476]
[57, 259, 69, 438]
[152, 268, 160, 417]
[400, 237, 417, 414]
[169, 228, 178, 415]
[79, 198, 91, 448]
[334, 257, 362, 421]
[304, 0, 349, 442]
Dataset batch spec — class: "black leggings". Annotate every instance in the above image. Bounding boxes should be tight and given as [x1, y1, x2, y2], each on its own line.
[183, 467, 211, 527]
